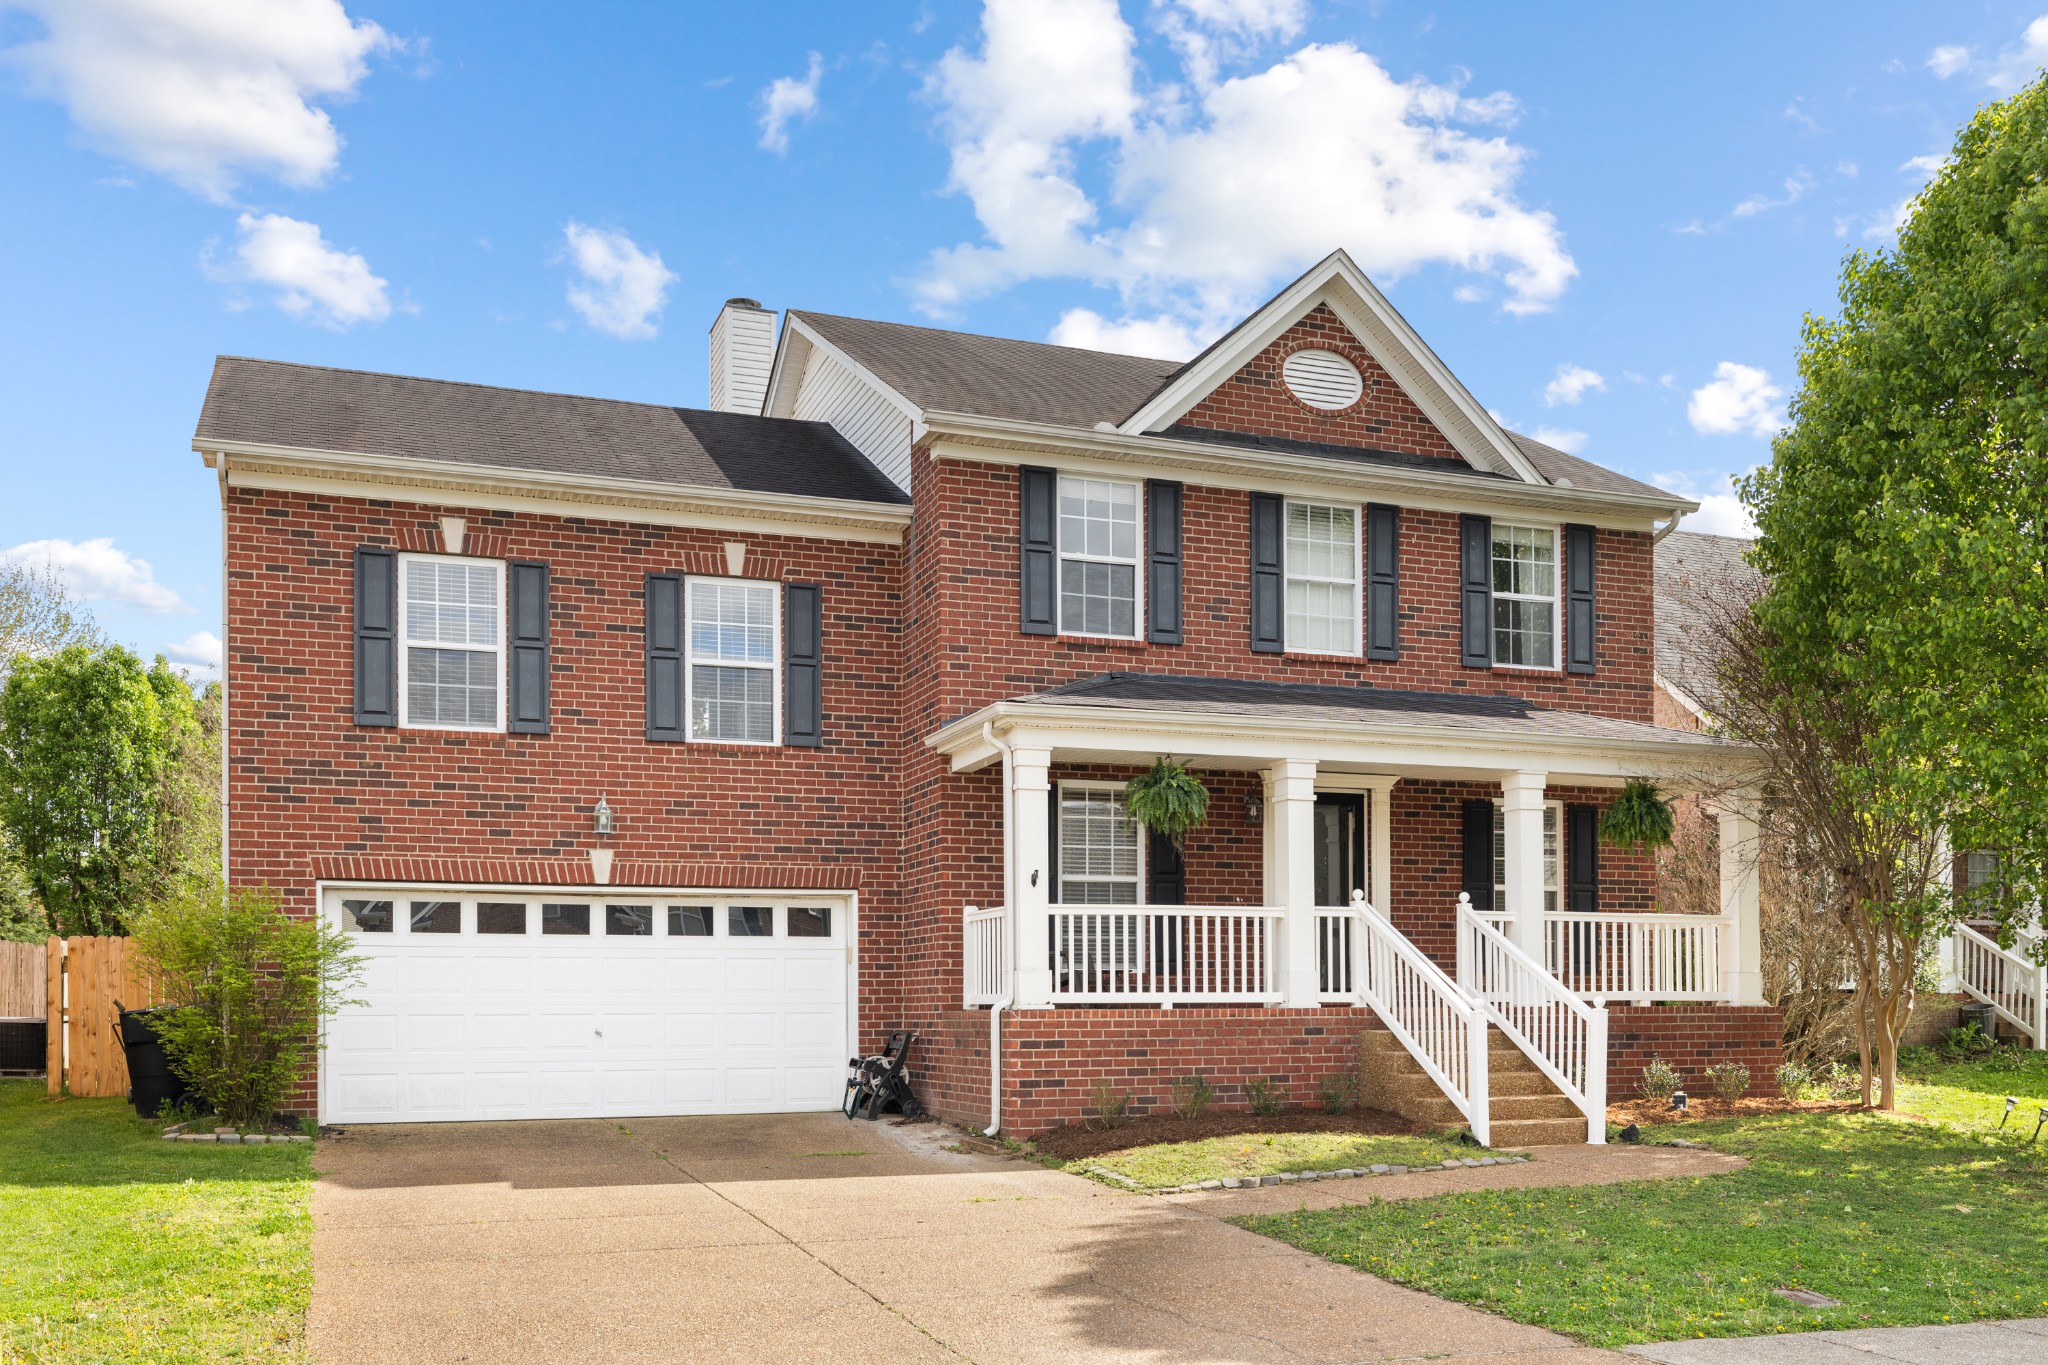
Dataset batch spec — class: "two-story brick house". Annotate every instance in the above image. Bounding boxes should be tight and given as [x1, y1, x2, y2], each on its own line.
[198, 250, 1779, 1140]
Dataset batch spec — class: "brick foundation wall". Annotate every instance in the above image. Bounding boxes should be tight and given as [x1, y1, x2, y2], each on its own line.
[919, 1006, 1379, 1135]
[1607, 1004, 1784, 1099]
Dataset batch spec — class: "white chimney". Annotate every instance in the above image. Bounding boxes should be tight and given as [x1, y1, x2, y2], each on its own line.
[709, 297, 776, 415]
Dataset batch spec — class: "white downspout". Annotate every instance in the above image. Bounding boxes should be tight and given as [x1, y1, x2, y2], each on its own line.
[982, 721, 1014, 1137]
[1653, 513, 1686, 544]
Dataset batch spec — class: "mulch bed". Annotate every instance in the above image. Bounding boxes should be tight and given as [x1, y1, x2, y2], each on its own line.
[1026, 1106, 1420, 1162]
[1607, 1094, 1862, 1126]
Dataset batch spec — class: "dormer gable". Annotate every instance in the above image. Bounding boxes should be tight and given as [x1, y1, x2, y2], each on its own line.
[1118, 249, 1546, 485]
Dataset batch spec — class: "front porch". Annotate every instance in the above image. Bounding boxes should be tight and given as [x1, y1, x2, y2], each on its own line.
[928, 673, 1770, 1141]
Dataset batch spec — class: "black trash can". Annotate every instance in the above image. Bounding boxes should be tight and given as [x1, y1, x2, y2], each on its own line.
[119, 1006, 196, 1119]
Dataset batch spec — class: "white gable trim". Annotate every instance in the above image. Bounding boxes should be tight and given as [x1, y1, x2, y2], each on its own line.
[765, 314, 926, 435]
[1115, 250, 1545, 486]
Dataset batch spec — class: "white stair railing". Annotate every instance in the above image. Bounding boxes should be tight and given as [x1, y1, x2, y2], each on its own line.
[1457, 894, 1608, 1143]
[1353, 893, 1490, 1147]
[1955, 923, 2045, 1048]
[963, 905, 1008, 1007]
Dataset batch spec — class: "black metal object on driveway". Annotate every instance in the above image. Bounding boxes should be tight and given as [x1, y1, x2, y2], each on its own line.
[843, 1030, 921, 1121]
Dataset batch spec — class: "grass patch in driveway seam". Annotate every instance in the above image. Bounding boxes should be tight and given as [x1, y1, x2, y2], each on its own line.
[1083, 1131, 1467, 1190]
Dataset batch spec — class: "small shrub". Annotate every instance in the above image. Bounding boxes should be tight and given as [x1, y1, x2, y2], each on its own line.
[1242, 1076, 1282, 1116]
[1319, 1071, 1358, 1114]
[1704, 1062, 1750, 1103]
[1943, 1020, 1993, 1058]
[1774, 1060, 1812, 1101]
[1088, 1079, 1131, 1131]
[1169, 1073, 1213, 1119]
[1823, 1060, 1861, 1099]
[1637, 1056, 1682, 1100]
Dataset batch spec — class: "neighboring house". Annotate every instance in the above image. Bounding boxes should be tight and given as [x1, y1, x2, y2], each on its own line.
[196, 250, 1786, 1138]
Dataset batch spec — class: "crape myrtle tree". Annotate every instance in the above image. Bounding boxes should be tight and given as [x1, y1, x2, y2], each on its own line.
[1740, 72, 2048, 1105]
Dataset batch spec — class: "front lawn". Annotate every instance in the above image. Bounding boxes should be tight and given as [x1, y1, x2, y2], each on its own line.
[1242, 1057, 2048, 1346]
[1082, 1131, 1467, 1190]
[0, 1080, 313, 1363]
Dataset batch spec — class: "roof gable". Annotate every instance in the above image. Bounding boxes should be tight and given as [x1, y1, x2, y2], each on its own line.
[1116, 250, 1545, 484]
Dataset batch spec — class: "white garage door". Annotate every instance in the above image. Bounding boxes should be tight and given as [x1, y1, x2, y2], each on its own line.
[319, 887, 853, 1125]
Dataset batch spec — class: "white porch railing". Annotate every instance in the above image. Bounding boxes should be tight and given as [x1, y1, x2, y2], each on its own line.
[1955, 923, 2045, 1048]
[1354, 896, 1490, 1146]
[1543, 912, 1733, 1003]
[1457, 894, 1608, 1143]
[963, 905, 1008, 1007]
[1049, 906, 1284, 1004]
[1316, 907, 1359, 1001]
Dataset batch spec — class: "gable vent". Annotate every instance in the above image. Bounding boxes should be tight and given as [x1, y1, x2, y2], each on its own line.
[1282, 348, 1364, 410]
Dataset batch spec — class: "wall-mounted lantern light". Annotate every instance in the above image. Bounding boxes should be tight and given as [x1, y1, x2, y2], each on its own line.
[593, 796, 615, 837]
[1244, 793, 1264, 825]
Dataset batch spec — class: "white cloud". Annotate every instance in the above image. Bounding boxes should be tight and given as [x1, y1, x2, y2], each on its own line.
[758, 51, 823, 155]
[164, 629, 222, 674]
[0, 537, 190, 614]
[1156, 0, 1309, 87]
[561, 221, 677, 340]
[1927, 17, 2048, 91]
[1901, 153, 1946, 177]
[4, 0, 390, 202]
[1655, 472, 1757, 538]
[1048, 306, 1204, 358]
[1542, 363, 1605, 408]
[1529, 425, 1587, 454]
[917, 0, 1575, 336]
[1732, 170, 1813, 218]
[1687, 362, 1786, 439]
[218, 212, 391, 327]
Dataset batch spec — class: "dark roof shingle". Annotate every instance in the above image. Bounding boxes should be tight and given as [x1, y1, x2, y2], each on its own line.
[195, 356, 909, 505]
[1654, 530, 1761, 710]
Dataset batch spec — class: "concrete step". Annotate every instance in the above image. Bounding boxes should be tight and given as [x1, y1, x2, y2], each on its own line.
[1489, 1115, 1591, 1147]
[1489, 1094, 1582, 1122]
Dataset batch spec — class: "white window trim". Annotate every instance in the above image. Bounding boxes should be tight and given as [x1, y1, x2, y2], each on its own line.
[1282, 498, 1363, 658]
[1491, 521, 1561, 672]
[396, 552, 507, 734]
[682, 575, 783, 747]
[1493, 799, 1563, 914]
[1054, 780, 1148, 906]
[1055, 475, 1145, 641]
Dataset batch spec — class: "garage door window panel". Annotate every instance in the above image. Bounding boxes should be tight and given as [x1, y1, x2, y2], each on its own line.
[787, 906, 831, 938]
[410, 900, 461, 934]
[342, 899, 393, 933]
[542, 903, 591, 935]
[729, 906, 773, 937]
[400, 555, 505, 732]
[477, 902, 528, 935]
[669, 905, 714, 937]
[606, 904, 654, 936]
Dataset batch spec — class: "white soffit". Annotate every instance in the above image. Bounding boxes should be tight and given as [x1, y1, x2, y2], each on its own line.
[1116, 250, 1545, 486]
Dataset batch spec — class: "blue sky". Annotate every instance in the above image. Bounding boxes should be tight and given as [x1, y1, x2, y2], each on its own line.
[3, 1, 2044, 678]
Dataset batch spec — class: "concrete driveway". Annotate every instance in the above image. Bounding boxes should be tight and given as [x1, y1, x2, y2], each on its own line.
[312, 1112, 1621, 1365]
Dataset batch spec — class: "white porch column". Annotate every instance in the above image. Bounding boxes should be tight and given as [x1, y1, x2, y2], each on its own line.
[1717, 795, 1766, 1006]
[1010, 747, 1054, 1009]
[1501, 771, 1549, 961]
[1365, 777, 1396, 917]
[1266, 759, 1320, 1007]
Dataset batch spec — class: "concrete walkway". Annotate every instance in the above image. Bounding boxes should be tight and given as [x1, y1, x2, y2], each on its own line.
[1627, 1320, 2048, 1365]
[312, 1113, 1635, 1365]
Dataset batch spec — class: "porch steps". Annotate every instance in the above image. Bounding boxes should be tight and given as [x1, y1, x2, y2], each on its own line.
[1359, 1026, 1588, 1148]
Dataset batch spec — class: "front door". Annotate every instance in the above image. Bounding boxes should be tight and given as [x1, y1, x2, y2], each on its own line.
[1313, 794, 1366, 908]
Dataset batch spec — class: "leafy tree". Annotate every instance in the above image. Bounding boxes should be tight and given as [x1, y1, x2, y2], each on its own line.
[1741, 73, 2048, 1103]
[127, 881, 363, 1129]
[0, 645, 195, 935]
[0, 560, 99, 672]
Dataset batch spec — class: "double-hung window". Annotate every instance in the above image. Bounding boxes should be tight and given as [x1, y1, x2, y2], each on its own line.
[1056, 784, 1142, 905]
[400, 554, 504, 730]
[1492, 525, 1558, 668]
[1057, 476, 1140, 638]
[1284, 501, 1360, 654]
[685, 578, 779, 744]
[1493, 801, 1561, 913]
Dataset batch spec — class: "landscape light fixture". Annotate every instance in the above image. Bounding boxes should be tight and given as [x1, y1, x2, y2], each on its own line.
[592, 796, 615, 837]
[2035, 1108, 2046, 1144]
[2003, 1096, 2019, 1128]
[1670, 1089, 1688, 1113]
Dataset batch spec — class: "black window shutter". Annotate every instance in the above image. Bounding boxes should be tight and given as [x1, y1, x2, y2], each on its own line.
[1460, 798, 1495, 912]
[353, 547, 397, 727]
[784, 582, 823, 747]
[1565, 523, 1596, 675]
[645, 573, 685, 742]
[1147, 479, 1183, 645]
[1019, 465, 1057, 635]
[1249, 492, 1284, 654]
[507, 560, 550, 735]
[1459, 514, 1493, 669]
[1566, 803, 1599, 913]
[1366, 503, 1400, 661]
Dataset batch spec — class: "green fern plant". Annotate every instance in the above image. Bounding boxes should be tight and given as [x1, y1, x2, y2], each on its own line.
[1599, 778, 1675, 854]
[1125, 757, 1210, 848]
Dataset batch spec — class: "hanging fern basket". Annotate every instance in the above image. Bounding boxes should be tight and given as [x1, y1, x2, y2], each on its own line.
[1125, 757, 1210, 849]
[1599, 778, 1675, 854]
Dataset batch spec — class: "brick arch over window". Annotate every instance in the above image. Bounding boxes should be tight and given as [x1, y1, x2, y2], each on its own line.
[1175, 305, 1467, 462]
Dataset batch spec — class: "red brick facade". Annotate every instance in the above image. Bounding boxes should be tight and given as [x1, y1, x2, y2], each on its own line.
[1607, 1005, 1785, 1100]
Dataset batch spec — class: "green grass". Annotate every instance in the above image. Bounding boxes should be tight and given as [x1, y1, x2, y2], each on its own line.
[0, 1080, 312, 1364]
[1241, 1056, 2048, 1347]
[1082, 1131, 1467, 1189]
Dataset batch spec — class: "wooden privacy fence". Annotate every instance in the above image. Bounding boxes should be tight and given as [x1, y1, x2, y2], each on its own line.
[0, 940, 45, 1018]
[44, 937, 163, 1098]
